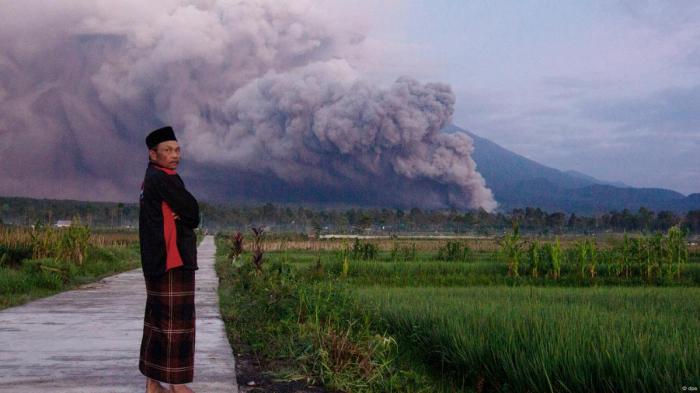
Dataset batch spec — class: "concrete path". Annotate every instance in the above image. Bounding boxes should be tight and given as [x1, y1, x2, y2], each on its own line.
[0, 235, 238, 393]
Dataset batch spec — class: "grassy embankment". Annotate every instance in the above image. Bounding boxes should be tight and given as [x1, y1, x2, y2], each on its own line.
[0, 225, 140, 310]
[215, 233, 440, 392]
[215, 230, 700, 392]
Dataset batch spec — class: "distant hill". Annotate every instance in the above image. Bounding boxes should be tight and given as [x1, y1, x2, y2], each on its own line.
[562, 169, 628, 188]
[446, 125, 700, 213]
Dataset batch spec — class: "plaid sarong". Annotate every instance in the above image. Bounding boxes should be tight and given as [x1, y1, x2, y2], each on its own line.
[139, 267, 196, 384]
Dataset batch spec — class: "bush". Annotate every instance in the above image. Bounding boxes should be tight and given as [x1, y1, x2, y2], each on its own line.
[29, 219, 90, 265]
[390, 242, 417, 262]
[437, 241, 471, 262]
[215, 237, 434, 392]
[0, 244, 33, 268]
[351, 238, 378, 260]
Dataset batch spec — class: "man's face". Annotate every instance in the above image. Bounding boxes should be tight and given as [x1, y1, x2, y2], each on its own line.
[149, 140, 180, 170]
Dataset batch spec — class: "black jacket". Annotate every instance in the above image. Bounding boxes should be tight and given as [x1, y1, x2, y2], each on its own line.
[139, 162, 200, 277]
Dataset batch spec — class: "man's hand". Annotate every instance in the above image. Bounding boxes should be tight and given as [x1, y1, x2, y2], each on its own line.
[173, 212, 180, 220]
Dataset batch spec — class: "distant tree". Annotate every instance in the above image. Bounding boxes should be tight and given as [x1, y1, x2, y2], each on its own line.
[637, 207, 655, 232]
[685, 210, 700, 233]
[334, 213, 349, 233]
[117, 202, 125, 227]
[546, 212, 566, 233]
[511, 208, 525, 223]
[358, 213, 373, 231]
[311, 219, 322, 238]
[524, 207, 545, 229]
[262, 202, 276, 221]
[409, 207, 424, 229]
[655, 211, 681, 231]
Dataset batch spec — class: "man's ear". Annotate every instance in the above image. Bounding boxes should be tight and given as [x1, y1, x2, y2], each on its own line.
[148, 149, 158, 162]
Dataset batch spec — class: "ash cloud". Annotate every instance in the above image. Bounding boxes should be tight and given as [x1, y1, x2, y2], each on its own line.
[0, 0, 496, 211]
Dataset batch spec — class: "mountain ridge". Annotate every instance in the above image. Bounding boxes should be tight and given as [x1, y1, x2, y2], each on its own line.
[448, 124, 698, 213]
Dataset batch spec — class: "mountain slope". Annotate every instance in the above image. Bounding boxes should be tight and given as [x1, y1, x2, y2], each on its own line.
[444, 125, 598, 194]
[445, 125, 698, 213]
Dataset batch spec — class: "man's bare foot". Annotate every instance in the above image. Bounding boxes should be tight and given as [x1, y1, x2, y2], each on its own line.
[169, 384, 195, 393]
[145, 378, 169, 393]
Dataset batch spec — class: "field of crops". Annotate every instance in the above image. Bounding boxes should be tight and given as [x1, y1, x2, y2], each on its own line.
[225, 228, 700, 392]
[0, 224, 140, 309]
[356, 286, 699, 393]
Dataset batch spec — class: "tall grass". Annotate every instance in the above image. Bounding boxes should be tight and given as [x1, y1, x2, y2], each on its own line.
[357, 286, 700, 393]
[500, 225, 690, 283]
[0, 224, 140, 310]
[214, 232, 700, 392]
[213, 234, 436, 392]
[292, 255, 700, 287]
[1, 221, 137, 265]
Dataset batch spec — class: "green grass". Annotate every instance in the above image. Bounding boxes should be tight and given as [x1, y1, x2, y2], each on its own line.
[356, 286, 700, 393]
[215, 237, 440, 393]
[216, 236, 700, 392]
[267, 249, 498, 264]
[0, 243, 140, 310]
[264, 249, 700, 286]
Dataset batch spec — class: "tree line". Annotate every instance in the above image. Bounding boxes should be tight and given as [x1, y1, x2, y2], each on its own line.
[2, 197, 700, 234]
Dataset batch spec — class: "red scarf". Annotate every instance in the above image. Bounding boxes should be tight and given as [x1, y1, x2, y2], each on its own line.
[150, 162, 183, 271]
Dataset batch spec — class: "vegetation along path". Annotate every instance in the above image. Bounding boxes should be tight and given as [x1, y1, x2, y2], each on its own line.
[0, 235, 238, 393]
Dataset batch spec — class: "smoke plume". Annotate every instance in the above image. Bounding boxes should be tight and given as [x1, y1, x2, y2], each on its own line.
[0, 0, 497, 211]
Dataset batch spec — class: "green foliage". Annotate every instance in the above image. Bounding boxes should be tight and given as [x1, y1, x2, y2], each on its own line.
[5, 195, 700, 235]
[250, 227, 265, 272]
[29, 217, 90, 265]
[549, 237, 562, 279]
[341, 256, 350, 278]
[359, 286, 700, 393]
[216, 233, 700, 392]
[0, 243, 140, 310]
[527, 240, 541, 278]
[226, 231, 243, 263]
[351, 238, 378, 260]
[504, 226, 690, 284]
[0, 244, 33, 268]
[666, 225, 688, 280]
[389, 241, 417, 262]
[214, 236, 434, 392]
[436, 241, 471, 262]
[498, 221, 524, 277]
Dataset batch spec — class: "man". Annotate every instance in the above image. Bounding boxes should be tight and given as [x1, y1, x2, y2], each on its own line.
[138, 126, 200, 393]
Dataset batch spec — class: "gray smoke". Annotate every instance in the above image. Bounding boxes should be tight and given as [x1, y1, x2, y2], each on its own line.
[0, 0, 497, 211]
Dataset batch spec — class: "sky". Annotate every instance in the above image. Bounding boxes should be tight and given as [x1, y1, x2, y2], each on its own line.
[0, 0, 698, 208]
[362, 0, 700, 194]
[0, 0, 498, 209]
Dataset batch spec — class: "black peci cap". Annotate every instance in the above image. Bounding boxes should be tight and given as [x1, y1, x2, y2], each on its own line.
[145, 126, 177, 149]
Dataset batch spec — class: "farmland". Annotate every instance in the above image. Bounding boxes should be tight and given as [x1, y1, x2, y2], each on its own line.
[357, 286, 699, 392]
[216, 228, 700, 392]
[0, 224, 141, 310]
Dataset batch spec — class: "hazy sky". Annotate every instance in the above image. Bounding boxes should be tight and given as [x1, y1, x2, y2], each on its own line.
[0, 0, 698, 206]
[363, 0, 700, 194]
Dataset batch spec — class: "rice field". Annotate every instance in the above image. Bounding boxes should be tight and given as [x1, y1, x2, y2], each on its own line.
[232, 230, 700, 392]
[354, 286, 700, 393]
[262, 248, 700, 287]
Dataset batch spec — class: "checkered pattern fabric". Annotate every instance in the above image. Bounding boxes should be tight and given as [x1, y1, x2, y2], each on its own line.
[139, 267, 196, 384]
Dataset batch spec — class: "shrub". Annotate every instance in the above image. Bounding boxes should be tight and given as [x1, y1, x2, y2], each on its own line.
[351, 238, 378, 260]
[437, 241, 471, 262]
[390, 242, 417, 262]
[498, 222, 524, 277]
[0, 244, 33, 268]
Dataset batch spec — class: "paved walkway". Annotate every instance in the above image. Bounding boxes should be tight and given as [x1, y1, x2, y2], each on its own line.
[0, 235, 238, 393]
